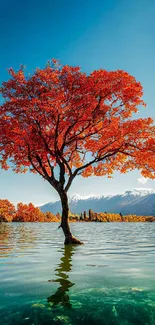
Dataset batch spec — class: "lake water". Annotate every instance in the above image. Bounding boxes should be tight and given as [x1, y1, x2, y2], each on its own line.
[0, 223, 155, 325]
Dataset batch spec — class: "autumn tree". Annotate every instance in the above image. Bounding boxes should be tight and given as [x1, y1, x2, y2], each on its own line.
[0, 199, 16, 222]
[44, 211, 60, 222]
[0, 60, 155, 244]
[14, 202, 44, 222]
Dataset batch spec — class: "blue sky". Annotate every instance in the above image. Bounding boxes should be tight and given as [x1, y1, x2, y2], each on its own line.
[0, 0, 155, 206]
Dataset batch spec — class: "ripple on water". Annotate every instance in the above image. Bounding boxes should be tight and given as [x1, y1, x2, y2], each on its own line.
[0, 222, 155, 324]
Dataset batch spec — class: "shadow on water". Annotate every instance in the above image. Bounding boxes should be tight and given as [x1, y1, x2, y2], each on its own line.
[47, 245, 76, 309]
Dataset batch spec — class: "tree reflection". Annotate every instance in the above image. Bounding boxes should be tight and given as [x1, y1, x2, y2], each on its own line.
[47, 245, 76, 309]
[0, 223, 38, 257]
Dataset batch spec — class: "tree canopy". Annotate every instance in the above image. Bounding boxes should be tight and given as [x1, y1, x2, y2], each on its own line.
[0, 60, 154, 191]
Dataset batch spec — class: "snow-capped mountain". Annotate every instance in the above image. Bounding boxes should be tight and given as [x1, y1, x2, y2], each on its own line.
[40, 188, 155, 216]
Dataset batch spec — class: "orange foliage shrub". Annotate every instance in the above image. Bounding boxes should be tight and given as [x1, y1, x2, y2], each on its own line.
[13, 202, 45, 222]
[87, 210, 155, 222]
[44, 211, 60, 222]
[0, 199, 16, 222]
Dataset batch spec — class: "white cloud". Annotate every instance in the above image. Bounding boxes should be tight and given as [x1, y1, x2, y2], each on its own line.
[137, 177, 148, 184]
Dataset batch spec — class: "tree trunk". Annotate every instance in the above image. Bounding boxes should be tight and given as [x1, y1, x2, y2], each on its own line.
[59, 191, 83, 245]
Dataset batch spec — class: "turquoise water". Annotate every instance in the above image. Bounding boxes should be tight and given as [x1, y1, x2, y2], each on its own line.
[0, 223, 155, 325]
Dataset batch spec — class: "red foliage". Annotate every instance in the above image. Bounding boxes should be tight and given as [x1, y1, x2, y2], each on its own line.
[0, 60, 154, 194]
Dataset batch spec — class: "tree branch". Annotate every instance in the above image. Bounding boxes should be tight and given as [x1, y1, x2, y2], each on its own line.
[71, 147, 127, 178]
[65, 174, 75, 192]
[35, 120, 55, 157]
[35, 154, 49, 179]
[54, 113, 60, 153]
[27, 144, 44, 178]
[56, 157, 66, 187]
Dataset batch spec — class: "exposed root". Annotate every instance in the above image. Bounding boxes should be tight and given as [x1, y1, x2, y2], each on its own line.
[64, 235, 83, 245]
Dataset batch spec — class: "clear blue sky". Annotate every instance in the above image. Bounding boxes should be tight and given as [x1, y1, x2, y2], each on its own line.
[0, 0, 155, 206]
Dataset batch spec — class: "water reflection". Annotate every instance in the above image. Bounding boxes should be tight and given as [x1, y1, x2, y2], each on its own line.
[47, 245, 76, 308]
[0, 223, 38, 257]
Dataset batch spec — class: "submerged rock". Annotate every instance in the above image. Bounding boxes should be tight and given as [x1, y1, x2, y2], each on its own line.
[131, 287, 143, 292]
[53, 315, 71, 324]
[31, 303, 45, 308]
[70, 300, 82, 308]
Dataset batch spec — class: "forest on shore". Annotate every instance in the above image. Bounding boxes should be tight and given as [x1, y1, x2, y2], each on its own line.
[0, 199, 155, 223]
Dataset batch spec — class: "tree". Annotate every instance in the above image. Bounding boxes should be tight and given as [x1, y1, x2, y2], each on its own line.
[44, 211, 60, 222]
[0, 60, 155, 244]
[14, 202, 44, 222]
[0, 199, 16, 222]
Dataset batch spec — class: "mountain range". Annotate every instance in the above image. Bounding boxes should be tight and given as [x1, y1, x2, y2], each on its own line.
[40, 188, 155, 216]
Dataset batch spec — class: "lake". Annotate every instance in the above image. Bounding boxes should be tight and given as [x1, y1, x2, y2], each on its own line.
[0, 223, 155, 325]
